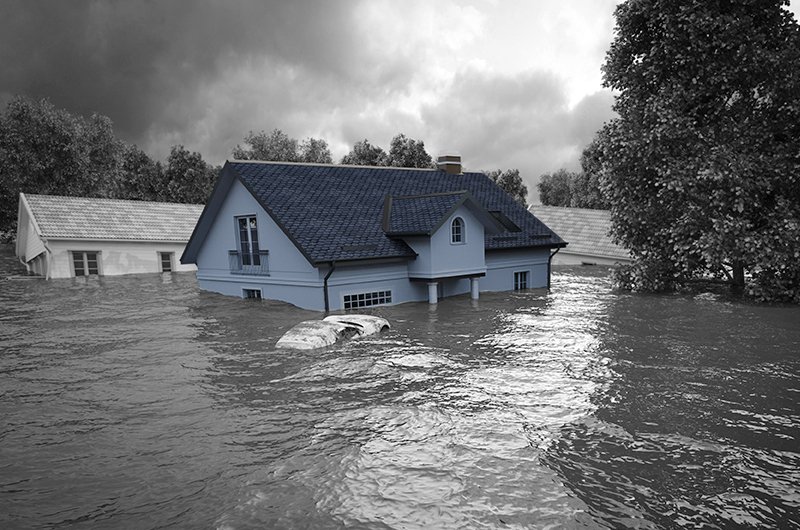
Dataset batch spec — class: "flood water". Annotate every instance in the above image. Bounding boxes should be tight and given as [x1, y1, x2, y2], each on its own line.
[1, 245, 799, 529]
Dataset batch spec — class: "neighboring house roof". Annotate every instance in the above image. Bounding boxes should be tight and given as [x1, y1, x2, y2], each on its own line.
[184, 161, 566, 265]
[22, 193, 204, 241]
[529, 205, 630, 261]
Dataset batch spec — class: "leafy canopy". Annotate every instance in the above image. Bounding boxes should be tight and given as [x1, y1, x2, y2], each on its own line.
[0, 96, 218, 240]
[232, 129, 333, 164]
[485, 169, 528, 207]
[594, 0, 800, 302]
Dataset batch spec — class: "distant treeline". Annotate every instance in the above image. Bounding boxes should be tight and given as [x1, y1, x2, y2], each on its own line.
[0, 96, 527, 241]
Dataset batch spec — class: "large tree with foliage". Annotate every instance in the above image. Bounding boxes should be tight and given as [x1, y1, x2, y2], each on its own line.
[162, 145, 218, 204]
[387, 133, 434, 168]
[595, 0, 800, 302]
[340, 139, 389, 166]
[485, 169, 528, 207]
[233, 129, 332, 164]
[538, 169, 575, 207]
[0, 96, 126, 237]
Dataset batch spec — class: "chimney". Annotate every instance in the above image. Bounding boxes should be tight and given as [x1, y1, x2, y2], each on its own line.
[437, 154, 462, 175]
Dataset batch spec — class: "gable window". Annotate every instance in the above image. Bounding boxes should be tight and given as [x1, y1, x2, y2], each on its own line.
[72, 251, 100, 277]
[159, 252, 174, 273]
[514, 271, 529, 290]
[451, 217, 465, 244]
[237, 216, 261, 266]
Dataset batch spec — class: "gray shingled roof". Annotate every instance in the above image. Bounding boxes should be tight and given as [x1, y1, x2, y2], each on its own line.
[193, 161, 565, 264]
[529, 205, 630, 261]
[383, 191, 468, 235]
[23, 194, 204, 241]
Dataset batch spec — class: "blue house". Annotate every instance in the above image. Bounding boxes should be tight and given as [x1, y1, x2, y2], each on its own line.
[181, 155, 566, 311]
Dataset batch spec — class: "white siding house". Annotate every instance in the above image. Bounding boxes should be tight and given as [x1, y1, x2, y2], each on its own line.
[15, 193, 203, 279]
[529, 205, 631, 266]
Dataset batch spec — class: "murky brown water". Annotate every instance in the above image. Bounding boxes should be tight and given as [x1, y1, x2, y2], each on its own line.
[1, 245, 798, 529]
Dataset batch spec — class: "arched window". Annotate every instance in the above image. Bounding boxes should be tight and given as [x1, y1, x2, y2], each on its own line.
[451, 217, 464, 244]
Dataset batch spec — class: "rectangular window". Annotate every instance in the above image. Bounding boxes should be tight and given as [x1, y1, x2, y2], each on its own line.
[514, 271, 528, 290]
[243, 289, 262, 300]
[237, 216, 260, 266]
[343, 290, 392, 310]
[160, 252, 174, 272]
[71, 251, 100, 277]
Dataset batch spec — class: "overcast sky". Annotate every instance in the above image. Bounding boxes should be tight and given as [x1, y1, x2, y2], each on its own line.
[2, 1, 798, 199]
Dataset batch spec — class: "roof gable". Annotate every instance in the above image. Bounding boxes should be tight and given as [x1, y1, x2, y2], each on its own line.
[21, 193, 203, 242]
[186, 161, 565, 265]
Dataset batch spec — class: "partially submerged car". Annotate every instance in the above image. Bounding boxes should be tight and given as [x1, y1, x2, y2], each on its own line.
[275, 315, 390, 350]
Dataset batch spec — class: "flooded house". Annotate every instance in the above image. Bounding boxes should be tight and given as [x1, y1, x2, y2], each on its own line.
[181, 156, 566, 311]
[528, 205, 631, 266]
[15, 193, 203, 279]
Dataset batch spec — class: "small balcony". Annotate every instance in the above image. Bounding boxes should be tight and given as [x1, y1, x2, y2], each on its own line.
[229, 250, 269, 276]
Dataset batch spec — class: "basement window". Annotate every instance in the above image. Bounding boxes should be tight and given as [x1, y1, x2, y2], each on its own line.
[514, 271, 529, 290]
[243, 288, 262, 300]
[343, 290, 392, 310]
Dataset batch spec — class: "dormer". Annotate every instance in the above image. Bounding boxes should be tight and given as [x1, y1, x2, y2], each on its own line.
[382, 191, 504, 280]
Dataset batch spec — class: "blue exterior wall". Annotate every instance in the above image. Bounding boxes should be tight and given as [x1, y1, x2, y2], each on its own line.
[403, 205, 486, 279]
[483, 248, 550, 291]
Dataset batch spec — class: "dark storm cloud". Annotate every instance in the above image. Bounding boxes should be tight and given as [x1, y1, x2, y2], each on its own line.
[421, 68, 616, 198]
[0, 0, 366, 144]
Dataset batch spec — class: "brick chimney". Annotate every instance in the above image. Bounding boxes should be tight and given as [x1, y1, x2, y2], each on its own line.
[437, 154, 462, 175]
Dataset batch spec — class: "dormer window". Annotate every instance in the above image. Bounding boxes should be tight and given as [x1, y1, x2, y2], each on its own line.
[451, 217, 464, 244]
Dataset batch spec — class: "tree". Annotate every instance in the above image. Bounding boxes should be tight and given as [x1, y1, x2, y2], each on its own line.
[573, 139, 611, 209]
[116, 144, 167, 201]
[486, 169, 528, 207]
[0, 96, 126, 238]
[299, 137, 333, 164]
[537, 169, 574, 207]
[232, 129, 299, 162]
[233, 129, 332, 164]
[595, 0, 800, 302]
[387, 133, 434, 168]
[163, 145, 217, 204]
[340, 139, 389, 166]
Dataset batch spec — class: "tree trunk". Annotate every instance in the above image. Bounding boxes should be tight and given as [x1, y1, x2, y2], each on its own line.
[732, 261, 745, 290]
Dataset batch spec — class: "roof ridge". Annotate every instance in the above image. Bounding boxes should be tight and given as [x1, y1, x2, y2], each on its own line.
[229, 159, 438, 171]
[23, 193, 204, 208]
[390, 190, 468, 200]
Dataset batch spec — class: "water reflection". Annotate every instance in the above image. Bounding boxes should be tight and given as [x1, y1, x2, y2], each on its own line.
[543, 284, 800, 528]
[2, 248, 798, 529]
[199, 272, 618, 528]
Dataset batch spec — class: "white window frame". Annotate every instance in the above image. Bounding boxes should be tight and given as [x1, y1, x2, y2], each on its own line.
[514, 270, 529, 290]
[236, 215, 261, 267]
[342, 290, 393, 310]
[159, 251, 174, 273]
[242, 288, 262, 300]
[70, 250, 101, 277]
[451, 216, 465, 245]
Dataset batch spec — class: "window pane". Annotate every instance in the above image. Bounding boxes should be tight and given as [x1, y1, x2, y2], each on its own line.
[73, 253, 85, 276]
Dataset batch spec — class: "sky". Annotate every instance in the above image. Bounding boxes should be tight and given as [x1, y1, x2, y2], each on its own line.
[1, 0, 798, 199]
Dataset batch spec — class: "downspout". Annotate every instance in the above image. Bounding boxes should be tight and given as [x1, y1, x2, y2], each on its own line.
[547, 248, 561, 289]
[323, 261, 336, 313]
[42, 239, 54, 280]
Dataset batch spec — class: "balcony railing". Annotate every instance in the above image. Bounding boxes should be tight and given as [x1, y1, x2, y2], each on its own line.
[229, 250, 269, 275]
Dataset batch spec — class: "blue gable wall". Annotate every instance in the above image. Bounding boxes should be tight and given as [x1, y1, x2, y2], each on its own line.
[195, 179, 324, 307]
